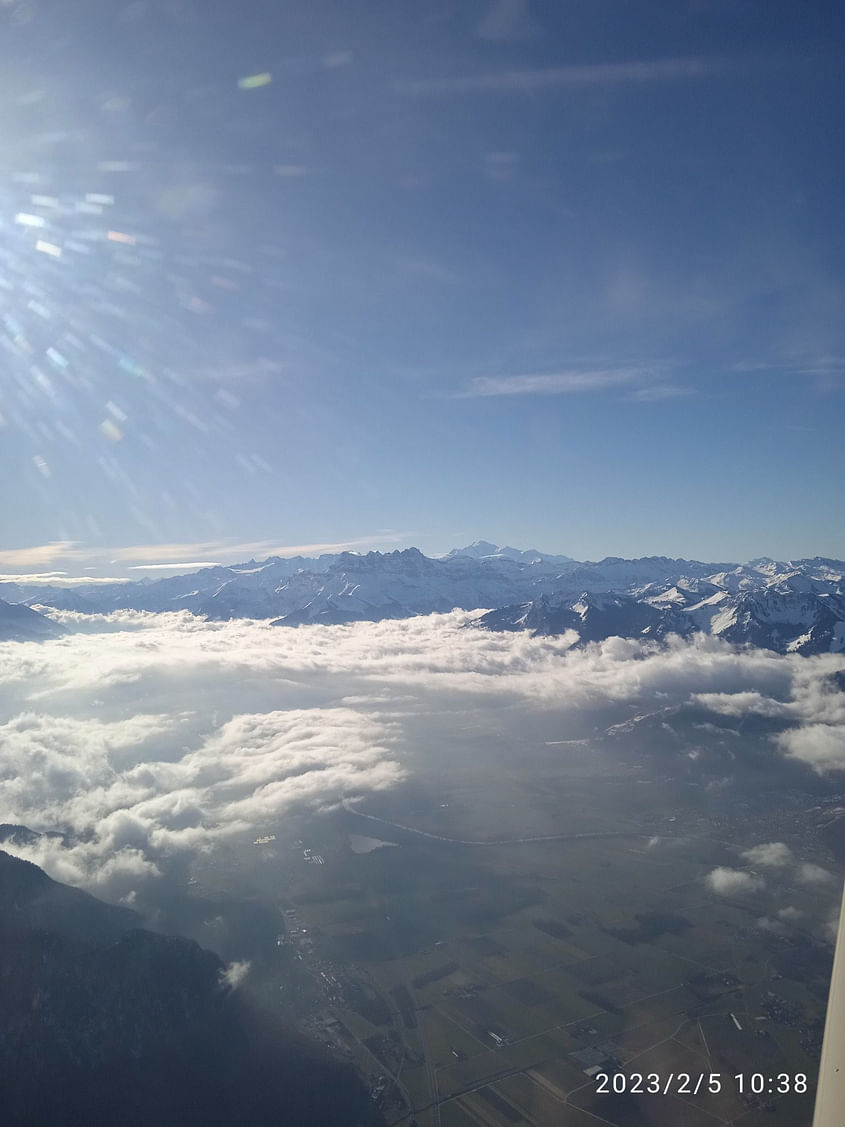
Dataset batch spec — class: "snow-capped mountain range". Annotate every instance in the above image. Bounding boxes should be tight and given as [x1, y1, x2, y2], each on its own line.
[1, 542, 843, 654]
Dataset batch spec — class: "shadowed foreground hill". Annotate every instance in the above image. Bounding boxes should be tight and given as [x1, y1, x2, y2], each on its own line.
[0, 851, 380, 1127]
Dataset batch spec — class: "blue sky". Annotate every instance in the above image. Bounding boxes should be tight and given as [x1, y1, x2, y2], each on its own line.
[0, 0, 843, 576]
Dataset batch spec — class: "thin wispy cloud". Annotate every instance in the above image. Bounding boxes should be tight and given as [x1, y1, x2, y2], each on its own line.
[0, 574, 130, 587]
[273, 164, 309, 178]
[475, 0, 537, 43]
[731, 355, 845, 379]
[0, 543, 81, 568]
[791, 362, 845, 376]
[628, 384, 695, 402]
[127, 563, 224, 571]
[484, 151, 520, 182]
[399, 258, 461, 285]
[0, 534, 415, 581]
[395, 56, 726, 96]
[451, 367, 649, 399]
[322, 50, 353, 69]
[116, 535, 411, 563]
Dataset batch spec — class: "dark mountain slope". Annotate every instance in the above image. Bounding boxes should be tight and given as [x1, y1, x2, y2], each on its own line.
[0, 851, 380, 1127]
[0, 598, 65, 641]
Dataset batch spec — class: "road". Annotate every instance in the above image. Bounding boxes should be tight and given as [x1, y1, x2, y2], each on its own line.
[349, 808, 670, 848]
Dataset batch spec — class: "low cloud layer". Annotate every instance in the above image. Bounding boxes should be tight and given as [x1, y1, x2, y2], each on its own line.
[0, 610, 842, 900]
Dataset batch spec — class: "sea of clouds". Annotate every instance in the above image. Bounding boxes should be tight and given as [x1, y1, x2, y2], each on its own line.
[0, 609, 843, 902]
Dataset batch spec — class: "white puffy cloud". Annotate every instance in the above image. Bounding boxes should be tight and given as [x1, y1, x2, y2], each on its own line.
[757, 916, 786, 933]
[694, 661, 845, 772]
[707, 867, 765, 896]
[775, 725, 845, 773]
[692, 691, 792, 718]
[0, 706, 400, 894]
[797, 863, 835, 885]
[742, 842, 793, 868]
[220, 960, 251, 990]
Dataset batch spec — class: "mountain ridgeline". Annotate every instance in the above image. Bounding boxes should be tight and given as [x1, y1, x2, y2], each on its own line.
[0, 850, 380, 1127]
[1, 542, 844, 654]
[0, 597, 66, 642]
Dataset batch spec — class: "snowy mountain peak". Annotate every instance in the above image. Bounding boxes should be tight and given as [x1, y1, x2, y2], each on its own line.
[443, 541, 574, 565]
[444, 540, 502, 559]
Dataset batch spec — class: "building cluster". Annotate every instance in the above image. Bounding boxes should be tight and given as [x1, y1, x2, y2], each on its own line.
[280, 906, 315, 957]
[445, 982, 480, 1001]
[571, 1041, 626, 1077]
[762, 992, 802, 1026]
